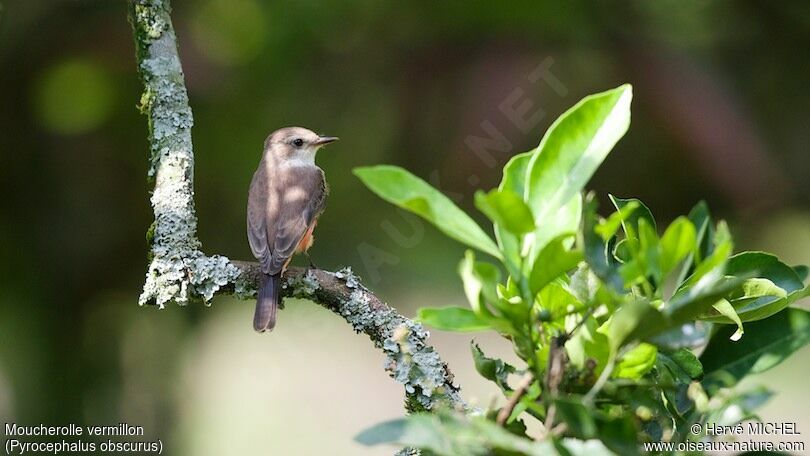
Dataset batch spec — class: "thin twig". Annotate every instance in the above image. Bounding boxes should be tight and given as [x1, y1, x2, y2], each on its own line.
[497, 372, 534, 425]
[564, 306, 597, 340]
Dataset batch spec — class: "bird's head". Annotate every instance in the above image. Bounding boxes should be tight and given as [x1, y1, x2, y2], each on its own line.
[264, 126, 338, 164]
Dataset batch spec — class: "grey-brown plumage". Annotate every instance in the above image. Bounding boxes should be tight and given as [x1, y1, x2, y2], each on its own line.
[247, 127, 337, 332]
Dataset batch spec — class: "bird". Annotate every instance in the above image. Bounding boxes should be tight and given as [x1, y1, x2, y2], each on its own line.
[247, 127, 338, 332]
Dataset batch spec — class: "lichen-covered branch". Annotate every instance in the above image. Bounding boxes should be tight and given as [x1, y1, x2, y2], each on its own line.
[235, 263, 464, 411]
[128, 0, 463, 414]
[130, 0, 242, 306]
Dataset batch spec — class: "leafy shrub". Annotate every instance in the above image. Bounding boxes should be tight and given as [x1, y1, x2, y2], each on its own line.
[354, 85, 809, 455]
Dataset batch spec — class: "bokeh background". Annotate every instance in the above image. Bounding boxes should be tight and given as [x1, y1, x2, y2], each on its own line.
[1, 1, 809, 454]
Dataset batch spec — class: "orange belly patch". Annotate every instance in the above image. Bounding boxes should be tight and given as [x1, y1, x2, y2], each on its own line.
[296, 221, 317, 253]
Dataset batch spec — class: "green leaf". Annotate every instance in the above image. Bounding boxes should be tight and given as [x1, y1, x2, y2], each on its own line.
[565, 316, 610, 373]
[354, 165, 501, 259]
[687, 201, 714, 263]
[711, 299, 744, 341]
[702, 284, 810, 324]
[595, 200, 639, 241]
[669, 348, 703, 380]
[538, 281, 582, 321]
[417, 307, 491, 332]
[355, 415, 444, 449]
[525, 85, 632, 233]
[471, 342, 516, 392]
[676, 238, 733, 293]
[605, 299, 665, 352]
[659, 217, 696, 278]
[499, 151, 532, 196]
[614, 343, 657, 379]
[527, 194, 582, 264]
[731, 277, 787, 300]
[553, 398, 639, 456]
[668, 275, 747, 325]
[496, 152, 533, 268]
[649, 322, 711, 351]
[583, 194, 624, 292]
[673, 201, 714, 287]
[613, 276, 746, 346]
[474, 189, 535, 235]
[458, 250, 501, 316]
[701, 252, 808, 322]
[553, 398, 599, 439]
[638, 217, 661, 282]
[726, 252, 803, 292]
[355, 412, 556, 455]
[793, 265, 809, 282]
[609, 195, 657, 237]
[528, 233, 583, 294]
[701, 308, 810, 389]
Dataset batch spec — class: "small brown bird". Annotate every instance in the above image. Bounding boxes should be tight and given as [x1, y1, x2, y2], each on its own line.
[247, 127, 338, 332]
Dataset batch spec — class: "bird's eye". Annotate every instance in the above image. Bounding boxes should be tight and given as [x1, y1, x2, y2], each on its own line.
[292, 138, 304, 147]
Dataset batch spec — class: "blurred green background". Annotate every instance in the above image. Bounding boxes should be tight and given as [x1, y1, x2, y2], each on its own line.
[1, 1, 809, 454]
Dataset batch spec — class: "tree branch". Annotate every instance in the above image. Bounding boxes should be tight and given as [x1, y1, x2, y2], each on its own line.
[128, 0, 464, 413]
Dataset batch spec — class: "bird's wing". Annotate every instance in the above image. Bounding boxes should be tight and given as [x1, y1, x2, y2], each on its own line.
[247, 163, 273, 273]
[266, 166, 327, 274]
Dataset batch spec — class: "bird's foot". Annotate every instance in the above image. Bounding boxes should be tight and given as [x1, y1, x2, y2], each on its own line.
[305, 252, 318, 270]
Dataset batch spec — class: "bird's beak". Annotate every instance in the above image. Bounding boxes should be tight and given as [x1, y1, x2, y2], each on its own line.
[313, 136, 339, 146]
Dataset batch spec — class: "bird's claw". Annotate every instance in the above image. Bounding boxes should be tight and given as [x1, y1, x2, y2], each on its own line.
[305, 252, 318, 270]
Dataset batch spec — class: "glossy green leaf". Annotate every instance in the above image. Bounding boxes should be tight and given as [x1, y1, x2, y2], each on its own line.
[726, 252, 803, 292]
[609, 195, 657, 237]
[525, 85, 632, 232]
[496, 152, 533, 268]
[553, 398, 599, 439]
[471, 342, 516, 392]
[669, 348, 703, 380]
[606, 299, 662, 351]
[565, 316, 610, 373]
[638, 217, 661, 281]
[793, 265, 809, 282]
[731, 277, 787, 300]
[527, 194, 582, 263]
[417, 307, 491, 332]
[614, 343, 657, 379]
[659, 217, 696, 278]
[583, 194, 624, 292]
[499, 151, 532, 196]
[687, 201, 714, 263]
[676, 237, 733, 292]
[702, 285, 810, 324]
[673, 201, 713, 287]
[538, 281, 582, 321]
[355, 412, 555, 455]
[614, 276, 746, 346]
[523, 85, 629, 262]
[649, 322, 712, 351]
[354, 165, 501, 259]
[668, 275, 747, 324]
[711, 299, 744, 340]
[553, 398, 639, 456]
[701, 252, 807, 322]
[595, 200, 639, 241]
[528, 233, 582, 294]
[474, 189, 535, 235]
[458, 250, 501, 316]
[701, 308, 810, 388]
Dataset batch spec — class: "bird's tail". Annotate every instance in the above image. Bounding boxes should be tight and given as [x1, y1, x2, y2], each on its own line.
[253, 273, 280, 332]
